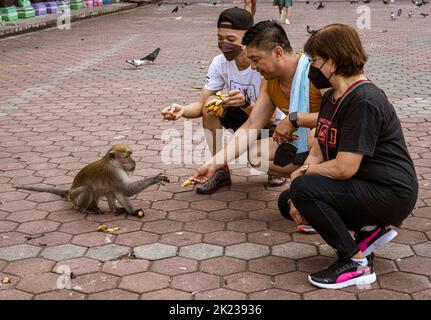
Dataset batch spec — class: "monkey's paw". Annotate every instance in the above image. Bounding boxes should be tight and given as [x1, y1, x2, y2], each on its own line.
[134, 209, 145, 217]
[153, 174, 170, 185]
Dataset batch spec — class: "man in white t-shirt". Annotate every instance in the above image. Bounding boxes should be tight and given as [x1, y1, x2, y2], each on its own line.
[162, 8, 285, 194]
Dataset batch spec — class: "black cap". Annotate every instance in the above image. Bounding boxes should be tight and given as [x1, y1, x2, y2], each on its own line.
[217, 7, 254, 31]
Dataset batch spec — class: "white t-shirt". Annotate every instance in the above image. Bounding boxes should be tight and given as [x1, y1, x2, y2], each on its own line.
[204, 54, 285, 124]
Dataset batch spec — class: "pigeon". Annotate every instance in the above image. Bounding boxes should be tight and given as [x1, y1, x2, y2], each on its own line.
[182, 2, 191, 6]
[213, 1, 218, 6]
[126, 59, 148, 68]
[363, 0, 371, 2]
[383, 0, 390, 4]
[350, 0, 359, 3]
[420, 12, 429, 17]
[126, 48, 161, 68]
[390, 12, 396, 20]
[172, 5, 179, 13]
[306, 25, 315, 34]
[141, 48, 161, 63]
[317, 1, 325, 9]
[397, 9, 402, 16]
[408, 10, 413, 17]
[415, 1, 424, 6]
[306, 0, 310, 3]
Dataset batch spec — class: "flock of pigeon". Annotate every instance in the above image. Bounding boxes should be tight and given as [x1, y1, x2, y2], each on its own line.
[125, 0, 429, 68]
[348, 0, 429, 20]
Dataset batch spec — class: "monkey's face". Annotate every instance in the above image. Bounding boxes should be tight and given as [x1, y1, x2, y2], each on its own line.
[109, 145, 136, 173]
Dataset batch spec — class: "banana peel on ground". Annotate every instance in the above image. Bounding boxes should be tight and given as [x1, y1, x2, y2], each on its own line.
[1, 277, 11, 285]
[97, 225, 120, 232]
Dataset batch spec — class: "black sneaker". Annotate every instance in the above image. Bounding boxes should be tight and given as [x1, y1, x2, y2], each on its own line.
[195, 165, 231, 194]
[308, 253, 376, 289]
[355, 226, 398, 256]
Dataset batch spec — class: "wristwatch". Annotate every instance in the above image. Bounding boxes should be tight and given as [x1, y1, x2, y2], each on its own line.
[300, 163, 310, 175]
[240, 94, 251, 109]
[289, 112, 299, 129]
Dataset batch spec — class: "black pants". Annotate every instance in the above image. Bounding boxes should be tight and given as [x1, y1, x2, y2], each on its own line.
[278, 174, 417, 260]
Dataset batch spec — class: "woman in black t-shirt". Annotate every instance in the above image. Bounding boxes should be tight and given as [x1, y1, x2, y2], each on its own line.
[278, 24, 418, 290]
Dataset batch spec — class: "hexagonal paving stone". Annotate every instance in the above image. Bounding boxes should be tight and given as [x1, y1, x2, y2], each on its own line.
[71, 272, 120, 294]
[397, 256, 431, 275]
[0, 244, 41, 261]
[119, 272, 169, 293]
[303, 289, 357, 300]
[227, 219, 267, 233]
[72, 232, 116, 247]
[6, 209, 49, 223]
[413, 289, 431, 300]
[200, 257, 246, 276]
[249, 289, 301, 300]
[358, 289, 412, 300]
[3, 258, 55, 276]
[41, 244, 87, 261]
[86, 244, 131, 262]
[224, 272, 272, 293]
[318, 244, 337, 258]
[0, 289, 33, 300]
[184, 219, 225, 234]
[26, 232, 72, 247]
[88, 289, 139, 300]
[208, 209, 248, 222]
[179, 243, 223, 260]
[297, 256, 336, 274]
[160, 231, 202, 247]
[275, 271, 316, 293]
[225, 243, 270, 260]
[115, 231, 159, 247]
[191, 199, 226, 212]
[140, 288, 192, 300]
[53, 258, 102, 276]
[249, 256, 296, 275]
[152, 199, 188, 211]
[0, 221, 18, 233]
[195, 288, 246, 300]
[16, 272, 60, 294]
[374, 242, 414, 260]
[134, 243, 178, 260]
[17, 220, 60, 234]
[203, 231, 246, 246]
[412, 242, 431, 258]
[229, 199, 266, 211]
[248, 230, 290, 246]
[142, 220, 183, 234]
[0, 232, 27, 247]
[272, 242, 317, 260]
[172, 272, 220, 293]
[167, 209, 207, 223]
[102, 260, 150, 276]
[379, 272, 431, 293]
[151, 257, 198, 276]
[59, 221, 101, 235]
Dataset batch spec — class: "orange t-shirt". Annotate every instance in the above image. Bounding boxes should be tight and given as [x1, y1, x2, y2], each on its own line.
[267, 79, 322, 115]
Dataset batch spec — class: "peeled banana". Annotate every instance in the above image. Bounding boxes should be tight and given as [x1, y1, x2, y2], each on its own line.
[181, 179, 194, 188]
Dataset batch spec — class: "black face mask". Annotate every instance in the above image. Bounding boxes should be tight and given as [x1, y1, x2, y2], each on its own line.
[308, 60, 333, 89]
[218, 41, 243, 61]
[273, 143, 297, 167]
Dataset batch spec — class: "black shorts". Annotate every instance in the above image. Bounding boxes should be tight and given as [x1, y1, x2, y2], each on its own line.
[220, 107, 249, 132]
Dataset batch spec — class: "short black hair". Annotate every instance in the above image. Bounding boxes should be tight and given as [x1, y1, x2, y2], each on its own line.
[242, 20, 292, 53]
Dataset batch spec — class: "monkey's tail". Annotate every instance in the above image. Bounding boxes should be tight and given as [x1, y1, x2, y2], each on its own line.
[17, 185, 69, 197]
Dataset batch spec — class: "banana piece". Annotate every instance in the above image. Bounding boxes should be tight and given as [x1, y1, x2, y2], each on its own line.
[181, 179, 194, 188]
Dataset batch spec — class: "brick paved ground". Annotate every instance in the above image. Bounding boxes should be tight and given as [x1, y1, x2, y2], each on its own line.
[0, 1, 430, 300]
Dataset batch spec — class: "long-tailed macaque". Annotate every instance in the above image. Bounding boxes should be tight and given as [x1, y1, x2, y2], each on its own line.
[17, 144, 169, 216]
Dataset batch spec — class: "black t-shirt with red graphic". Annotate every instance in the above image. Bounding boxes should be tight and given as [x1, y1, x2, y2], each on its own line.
[315, 82, 417, 196]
